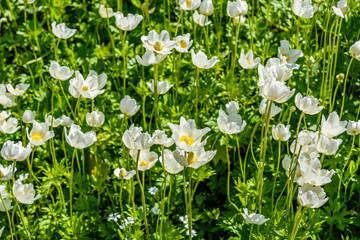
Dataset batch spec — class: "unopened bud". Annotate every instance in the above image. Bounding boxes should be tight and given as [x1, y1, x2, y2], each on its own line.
[290, 106, 297, 112]
[336, 73, 345, 82]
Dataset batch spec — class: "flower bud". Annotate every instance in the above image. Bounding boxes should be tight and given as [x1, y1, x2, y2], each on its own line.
[22, 110, 36, 124]
[86, 111, 105, 127]
[272, 124, 291, 141]
[336, 73, 344, 82]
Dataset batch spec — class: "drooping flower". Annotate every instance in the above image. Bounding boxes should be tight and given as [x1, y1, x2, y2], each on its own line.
[278, 40, 304, 69]
[1, 141, 32, 161]
[227, 0, 248, 18]
[6, 83, 30, 96]
[22, 110, 36, 124]
[191, 49, 219, 69]
[136, 50, 167, 66]
[141, 30, 178, 55]
[193, 10, 211, 26]
[295, 93, 323, 115]
[49, 61, 74, 80]
[69, 70, 107, 99]
[297, 184, 328, 208]
[64, 124, 96, 149]
[86, 111, 105, 127]
[26, 120, 55, 146]
[179, 0, 201, 10]
[272, 124, 291, 141]
[217, 110, 246, 135]
[99, 4, 114, 18]
[259, 99, 282, 118]
[332, 0, 349, 18]
[120, 95, 140, 117]
[238, 49, 261, 69]
[114, 168, 136, 180]
[51, 21, 76, 39]
[200, 0, 214, 16]
[114, 12, 143, 31]
[242, 208, 269, 225]
[13, 178, 41, 204]
[259, 79, 295, 103]
[175, 33, 193, 53]
[292, 0, 315, 19]
[147, 80, 173, 95]
[321, 112, 347, 139]
[0, 118, 20, 134]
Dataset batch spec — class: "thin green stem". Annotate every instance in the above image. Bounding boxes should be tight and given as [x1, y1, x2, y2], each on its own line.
[339, 58, 354, 120]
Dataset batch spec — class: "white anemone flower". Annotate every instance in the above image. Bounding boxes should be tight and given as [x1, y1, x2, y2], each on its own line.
[315, 134, 342, 155]
[299, 161, 336, 186]
[292, 0, 316, 19]
[136, 50, 167, 66]
[168, 117, 211, 152]
[259, 79, 295, 103]
[64, 124, 96, 149]
[193, 10, 211, 26]
[122, 124, 154, 150]
[152, 130, 174, 147]
[131, 149, 158, 171]
[346, 120, 360, 135]
[0, 84, 16, 108]
[86, 111, 105, 127]
[179, 0, 201, 10]
[349, 40, 360, 61]
[332, 0, 349, 18]
[297, 184, 328, 208]
[120, 95, 140, 117]
[173, 148, 216, 169]
[147, 80, 173, 95]
[217, 110, 246, 135]
[0, 110, 11, 122]
[227, 0, 248, 18]
[295, 93, 323, 115]
[175, 33, 193, 53]
[259, 99, 282, 118]
[49, 61, 74, 80]
[1, 141, 32, 161]
[60, 115, 73, 127]
[0, 163, 15, 181]
[225, 101, 239, 114]
[191, 49, 219, 69]
[238, 49, 260, 69]
[45, 115, 62, 128]
[114, 12, 143, 31]
[258, 58, 293, 86]
[51, 21, 76, 39]
[22, 110, 36, 124]
[141, 30, 178, 55]
[278, 40, 304, 69]
[160, 149, 184, 174]
[321, 112, 347, 139]
[99, 4, 114, 18]
[13, 179, 41, 204]
[6, 83, 30, 96]
[242, 208, 269, 225]
[69, 70, 107, 99]
[200, 0, 214, 16]
[114, 168, 136, 180]
[272, 124, 291, 141]
[26, 120, 54, 146]
[0, 118, 20, 134]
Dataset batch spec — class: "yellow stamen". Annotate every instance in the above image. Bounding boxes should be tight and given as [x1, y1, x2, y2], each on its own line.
[282, 53, 291, 63]
[296, 172, 302, 178]
[187, 152, 198, 165]
[247, 60, 251, 65]
[0, 171, 4, 179]
[186, 0, 192, 7]
[13, 89, 20, 92]
[153, 41, 164, 51]
[179, 41, 187, 48]
[32, 133, 43, 142]
[139, 160, 149, 167]
[180, 135, 194, 145]
[81, 85, 90, 92]
[119, 168, 127, 177]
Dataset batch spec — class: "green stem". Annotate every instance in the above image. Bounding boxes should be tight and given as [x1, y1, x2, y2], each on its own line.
[339, 58, 354, 120]
[122, 30, 128, 96]
[69, 149, 77, 234]
[188, 168, 193, 240]
[0, 193, 14, 240]
[195, 68, 200, 124]
[337, 135, 355, 199]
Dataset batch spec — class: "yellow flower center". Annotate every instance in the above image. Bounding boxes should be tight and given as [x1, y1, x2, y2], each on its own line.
[81, 85, 90, 92]
[180, 135, 194, 145]
[282, 53, 291, 63]
[32, 133, 43, 141]
[13, 89, 20, 92]
[119, 168, 127, 177]
[153, 41, 164, 51]
[186, 0, 192, 7]
[0, 114, 2, 118]
[187, 152, 198, 165]
[296, 172, 302, 178]
[179, 41, 187, 48]
[0, 171, 4, 179]
[139, 160, 149, 167]
[247, 60, 251, 65]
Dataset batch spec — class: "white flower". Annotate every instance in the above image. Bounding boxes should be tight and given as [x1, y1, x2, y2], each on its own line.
[0, 84, 16, 108]
[350, 40, 360, 61]
[132, 149, 158, 171]
[51, 21, 76, 39]
[297, 184, 328, 208]
[179, 0, 201, 10]
[0, 118, 20, 134]
[0, 185, 12, 211]
[64, 124, 96, 149]
[259, 99, 282, 118]
[49, 61, 74, 81]
[114, 12, 143, 31]
[278, 40, 304, 69]
[107, 212, 121, 222]
[151, 206, 160, 215]
[122, 124, 154, 150]
[186, 229, 197, 237]
[1, 141, 32, 161]
[272, 124, 291, 141]
[120, 95, 140, 117]
[260, 79, 295, 103]
[175, 33, 193, 53]
[292, 0, 315, 19]
[114, 168, 136, 180]
[295, 93, 323, 115]
[346, 120, 360, 135]
[136, 50, 167, 66]
[200, 0, 214, 16]
[217, 110, 246, 135]
[191, 49, 219, 69]
[225, 101, 239, 114]
[0, 226, 4, 237]
[173, 148, 216, 169]
[141, 30, 178, 55]
[60, 115, 73, 127]
[315, 134, 342, 155]
[0, 163, 16, 181]
[13, 179, 41, 204]
[69, 70, 107, 99]
[258, 58, 293, 87]
[168, 117, 211, 152]
[6, 83, 30, 96]
[148, 186, 159, 195]
[99, 4, 114, 18]
[242, 208, 269, 225]
[119, 217, 135, 229]
[147, 80, 173, 95]
[22, 110, 36, 124]
[227, 0, 248, 18]
[238, 49, 260, 69]
[152, 130, 174, 147]
[332, 0, 349, 18]
[234, 16, 246, 25]
[160, 149, 184, 174]
[0, 110, 11, 122]
[26, 120, 55, 146]
[45, 115, 62, 128]
[299, 156, 336, 186]
[193, 10, 211, 26]
[86, 111, 105, 127]
[321, 112, 347, 139]
[282, 155, 304, 184]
